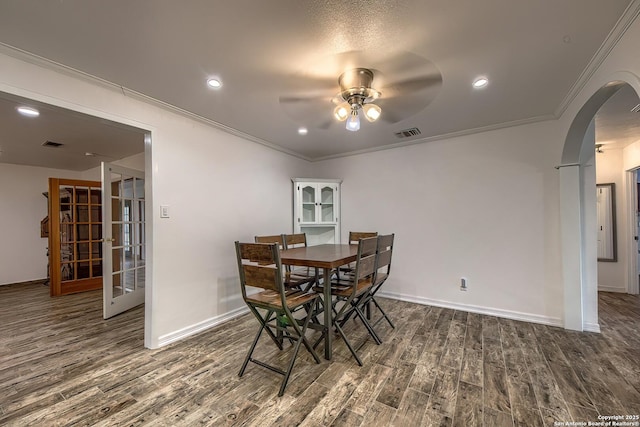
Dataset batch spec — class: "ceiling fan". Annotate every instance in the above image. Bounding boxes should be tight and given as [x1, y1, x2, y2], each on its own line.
[279, 50, 443, 131]
[332, 68, 381, 131]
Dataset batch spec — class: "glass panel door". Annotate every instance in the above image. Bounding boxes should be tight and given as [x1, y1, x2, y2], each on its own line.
[103, 162, 146, 319]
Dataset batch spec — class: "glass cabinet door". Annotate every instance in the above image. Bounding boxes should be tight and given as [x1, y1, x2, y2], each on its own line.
[320, 185, 335, 223]
[301, 185, 316, 222]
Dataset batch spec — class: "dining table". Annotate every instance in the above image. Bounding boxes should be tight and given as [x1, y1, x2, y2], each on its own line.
[280, 243, 358, 360]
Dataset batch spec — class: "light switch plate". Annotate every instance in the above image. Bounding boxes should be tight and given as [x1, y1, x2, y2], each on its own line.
[160, 205, 170, 218]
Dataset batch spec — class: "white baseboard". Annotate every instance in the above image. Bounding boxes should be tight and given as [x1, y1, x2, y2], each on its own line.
[158, 290, 602, 348]
[584, 322, 601, 333]
[157, 305, 249, 348]
[377, 291, 563, 328]
[597, 285, 627, 293]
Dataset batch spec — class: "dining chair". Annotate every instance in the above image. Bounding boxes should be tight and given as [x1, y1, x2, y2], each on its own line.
[235, 241, 321, 396]
[323, 236, 378, 366]
[336, 231, 378, 282]
[362, 234, 396, 330]
[254, 234, 285, 248]
[283, 233, 318, 289]
[255, 234, 313, 290]
[348, 231, 379, 243]
[337, 234, 395, 343]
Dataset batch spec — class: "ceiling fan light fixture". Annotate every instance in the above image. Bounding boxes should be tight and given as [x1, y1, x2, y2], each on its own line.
[334, 103, 350, 121]
[346, 109, 360, 131]
[363, 103, 382, 122]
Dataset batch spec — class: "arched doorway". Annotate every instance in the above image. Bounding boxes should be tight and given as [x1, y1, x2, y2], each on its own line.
[560, 71, 640, 331]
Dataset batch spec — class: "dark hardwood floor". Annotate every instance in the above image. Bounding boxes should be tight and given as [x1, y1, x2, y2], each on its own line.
[1, 282, 639, 426]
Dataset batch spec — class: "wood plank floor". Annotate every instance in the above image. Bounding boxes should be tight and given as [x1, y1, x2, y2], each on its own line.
[1, 282, 639, 426]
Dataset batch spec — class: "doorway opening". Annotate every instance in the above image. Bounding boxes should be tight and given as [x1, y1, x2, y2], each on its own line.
[561, 73, 640, 332]
[0, 88, 153, 347]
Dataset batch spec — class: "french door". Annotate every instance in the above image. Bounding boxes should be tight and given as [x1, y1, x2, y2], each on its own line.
[102, 163, 146, 319]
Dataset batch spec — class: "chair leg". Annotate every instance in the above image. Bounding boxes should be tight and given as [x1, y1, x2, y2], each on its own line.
[352, 304, 382, 345]
[333, 320, 363, 366]
[239, 308, 283, 378]
[372, 297, 395, 329]
[239, 320, 267, 377]
[278, 304, 320, 396]
[294, 301, 322, 364]
[339, 298, 382, 345]
[262, 309, 284, 349]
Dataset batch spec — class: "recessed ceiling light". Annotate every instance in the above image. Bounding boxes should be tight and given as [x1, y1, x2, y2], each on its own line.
[207, 78, 222, 89]
[85, 152, 96, 157]
[298, 127, 308, 135]
[472, 77, 488, 89]
[17, 106, 40, 117]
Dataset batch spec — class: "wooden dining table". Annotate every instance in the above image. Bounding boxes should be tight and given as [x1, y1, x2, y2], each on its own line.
[280, 243, 358, 360]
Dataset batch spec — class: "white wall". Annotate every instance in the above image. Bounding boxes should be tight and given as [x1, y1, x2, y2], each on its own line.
[595, 147, 626, 291]
[81, 152, 146, 180]
[579, 122, 597, 329]
[623, 139, 640, 170]
[0, 50, 311, 348]
[0, 163, 83, 285]
[314, 120, 565, 325]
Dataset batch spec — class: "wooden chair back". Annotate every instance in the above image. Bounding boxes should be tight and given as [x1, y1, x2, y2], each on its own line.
[235, 242, 283, 298]
[353, 236, 378, 283]
[376, 234, 394, 273]
[348, 231, 378, 244]
[283, 233, 307, 249]
[254, 234, 285, 249]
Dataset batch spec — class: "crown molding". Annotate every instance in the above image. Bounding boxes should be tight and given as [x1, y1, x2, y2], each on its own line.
[0, 43, 311, 162]
[554, 0, 640, 117]
[310, 114, 556, 162]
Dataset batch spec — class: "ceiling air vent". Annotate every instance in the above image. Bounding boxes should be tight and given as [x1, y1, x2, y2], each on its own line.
[394, 127, 421, 139]
[42, 140, 64, 148]
[631, 104, 640, 113]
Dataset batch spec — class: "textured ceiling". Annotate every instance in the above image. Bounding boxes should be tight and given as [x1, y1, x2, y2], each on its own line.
[0, 0, 638, 169]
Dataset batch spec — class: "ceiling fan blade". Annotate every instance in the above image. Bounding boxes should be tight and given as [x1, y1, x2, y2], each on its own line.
[278, 70, 337, 127]
[279, 94, 335, 127]
[279, 95, 327, 104]
[317, 118, 334, 130]
[377, 83, 441, 124]
[283, 71, 338, 94]
[378, 108, 403, 124]
[380, 74, 443, 98]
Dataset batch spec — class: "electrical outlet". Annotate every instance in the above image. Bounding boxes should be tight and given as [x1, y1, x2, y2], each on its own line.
[160, 205, 170, 218]
[460, 277, 468, 291]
